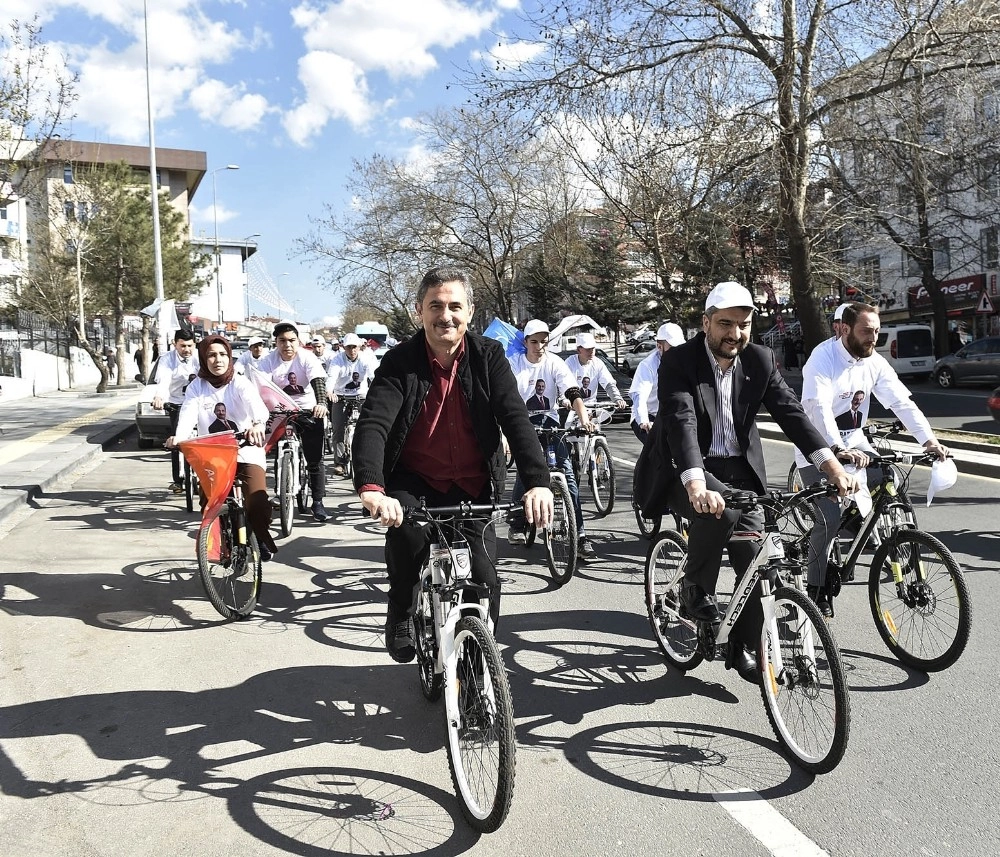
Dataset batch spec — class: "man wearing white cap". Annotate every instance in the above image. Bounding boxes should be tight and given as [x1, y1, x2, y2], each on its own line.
[831, 303, 850, 339]
[642, 281, 856, 682]
[237, 336, 268, 371]
[310, 336, 333, 370]
[326, 332, 378, 474]
[507, 319, 597, 558]
[796, 300, 949, 616]
[628, 322, 684, 442]
[564, 332, 628, 411]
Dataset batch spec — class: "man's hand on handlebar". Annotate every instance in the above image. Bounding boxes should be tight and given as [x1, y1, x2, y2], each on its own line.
[923, 438, 950, 461]
[685, 480, 726, 518]
[837, 447, 871, 468]
[361, 490, 404, 527]
[523, 486, 554, 530]
[819, 458, 860, 497]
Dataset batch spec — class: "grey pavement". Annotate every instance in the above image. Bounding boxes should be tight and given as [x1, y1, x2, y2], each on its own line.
[0, 385, 142, 526]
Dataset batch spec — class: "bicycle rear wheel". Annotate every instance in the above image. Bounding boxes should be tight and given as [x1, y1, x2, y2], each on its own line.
[589, 436, 616, 516]
[868, 529, 971, 671]
[196, 509, 261, 620]
[544, 478, 578, 586]
[644, 530, 702, 670]
[414, 580, 442, 701]
[445, 616, 516, 833]
[759, 585, 850, 774]
[295, 449, 311, 513]
[183, 459, 197, 513]
[344, 423, 356, 479]
[278, 450, 294, 537]
[633, 493, 661, 540]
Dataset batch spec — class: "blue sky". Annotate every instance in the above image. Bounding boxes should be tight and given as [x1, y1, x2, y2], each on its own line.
[16, 0, 544, 323]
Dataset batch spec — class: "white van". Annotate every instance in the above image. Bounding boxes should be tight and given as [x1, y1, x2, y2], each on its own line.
[875, 324, 934, 380]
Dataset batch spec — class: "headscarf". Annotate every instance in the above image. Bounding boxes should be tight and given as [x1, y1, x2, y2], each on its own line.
[197, 335, 235, 389]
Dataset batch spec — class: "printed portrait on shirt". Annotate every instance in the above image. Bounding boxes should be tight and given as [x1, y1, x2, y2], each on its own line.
[208, 402, 238, 434]
[345, 371, 361, 392]
[580, 375, 592, 398]
[283, 371, 305, 395]
[835, 390, 866, 431]
[526, 378, 550, 412]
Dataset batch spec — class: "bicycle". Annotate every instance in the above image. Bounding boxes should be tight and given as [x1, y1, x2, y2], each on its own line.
[178, 431, 261, 620]
[339, 395, 364, 478]
[565, 406, 617, 516]
[794, 444, 971, 672]
[270, 410, 311, 537]
[182, 455, 200, 514]
[644, 484, 851, 773]
[406, 501, 517, 833]
[522, 423, 578, 585]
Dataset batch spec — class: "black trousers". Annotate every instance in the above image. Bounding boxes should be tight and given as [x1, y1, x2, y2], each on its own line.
[384, 471, 498, 625]
[165, 403, 183, 484]
[296, 414, 326, 499]
[667, 456, 765, 649]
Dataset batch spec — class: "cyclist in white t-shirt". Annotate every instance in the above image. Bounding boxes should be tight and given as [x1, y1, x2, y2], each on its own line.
[326, 332, 378, 474]
[628, 322, 685, 442]
[563, 332, 627, 411]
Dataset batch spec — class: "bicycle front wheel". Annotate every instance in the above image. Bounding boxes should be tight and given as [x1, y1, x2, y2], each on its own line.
[344, 423, 356, 479]
[644, 530, 702, 671]
[759, 585, 850, 774]
[589, 436, 616, 516]
[183, 459, 195, 513]
[296, 450, 311, 513]
[278, 450, 294, 537]
[445, 616, 516, 833]
[196, 511, 261, 620]
[544, 477, 578, 586]
[414, 581, 442, 701]
[868, 529, 971, 671]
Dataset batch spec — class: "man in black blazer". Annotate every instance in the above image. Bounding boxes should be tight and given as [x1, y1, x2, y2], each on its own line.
[656, 282, 855, 681]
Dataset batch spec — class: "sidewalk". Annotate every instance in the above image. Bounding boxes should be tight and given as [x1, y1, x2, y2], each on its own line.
[0, 385, 142, 525]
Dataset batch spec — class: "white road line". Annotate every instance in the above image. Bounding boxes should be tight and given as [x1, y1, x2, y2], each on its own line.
[713, 789, 829, 857]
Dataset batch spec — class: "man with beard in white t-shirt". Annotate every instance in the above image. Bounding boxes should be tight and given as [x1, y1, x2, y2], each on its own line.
[507, 319, 597, 558]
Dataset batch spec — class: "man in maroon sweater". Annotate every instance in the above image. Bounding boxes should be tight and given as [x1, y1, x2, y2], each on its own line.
[353, 266, 553, 662]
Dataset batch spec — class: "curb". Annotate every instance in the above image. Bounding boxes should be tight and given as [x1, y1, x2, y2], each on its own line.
[758, 420, 1000, 480]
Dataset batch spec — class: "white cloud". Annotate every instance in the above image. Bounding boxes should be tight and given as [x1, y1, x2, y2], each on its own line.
[190, 79, 271, 131]
[283, 51, 375, 144]
[473, 38, 547, 71]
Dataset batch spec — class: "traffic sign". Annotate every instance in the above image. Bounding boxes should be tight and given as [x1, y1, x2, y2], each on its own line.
[976, 291, 994, 314]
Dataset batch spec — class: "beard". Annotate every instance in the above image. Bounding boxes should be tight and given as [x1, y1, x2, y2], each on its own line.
[706, 330, 747, 360]
[844, 330, 875, 359]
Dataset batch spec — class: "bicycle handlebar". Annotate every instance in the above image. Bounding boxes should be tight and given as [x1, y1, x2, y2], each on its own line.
[723, 482, 839, 512]
[402, 501, 519, 521]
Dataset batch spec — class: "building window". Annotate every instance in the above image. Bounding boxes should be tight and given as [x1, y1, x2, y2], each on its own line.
[901, 240, 950, 277]
[983, 227, 999, 269]
[859, 255, 881, 291]
[64, 200, 76, 220]
[979, 157, 1000, 199]
[63, 164, 74, 184]
[0, 205, 7, 220]
[156, 169, 164, 188]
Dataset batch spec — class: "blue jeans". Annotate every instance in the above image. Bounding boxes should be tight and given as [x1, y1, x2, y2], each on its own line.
[511, 423, 584, 535]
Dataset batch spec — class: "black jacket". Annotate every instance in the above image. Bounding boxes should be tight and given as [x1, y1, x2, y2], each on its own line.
[635, 332, 829, 513]
[352, 330, 549, 499]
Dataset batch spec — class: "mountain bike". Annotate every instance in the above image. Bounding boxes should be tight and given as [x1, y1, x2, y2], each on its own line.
[798, 445, 971, 672]
[644, 484, 851, 773]
[178, 431, 261, 620]
[407, 501, 517, 833]
[565, 406, 617, 516]
[523, 423, 578, 585]
[270, 410, 311, 537]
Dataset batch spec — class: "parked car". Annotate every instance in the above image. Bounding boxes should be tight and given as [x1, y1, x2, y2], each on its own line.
[988, 386, 1000, 423]
[556, 348, 632, 421]
[931, 336, 1000, 389]
[875, 324, 934, 381]
[620, 340, 658, 373]
[134, 401, 172, 450]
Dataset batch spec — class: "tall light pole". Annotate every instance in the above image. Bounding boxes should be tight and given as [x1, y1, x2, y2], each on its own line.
[212, 164, 239, 331]
[242, 232, 261, 321]
[143, 0, 166, 358]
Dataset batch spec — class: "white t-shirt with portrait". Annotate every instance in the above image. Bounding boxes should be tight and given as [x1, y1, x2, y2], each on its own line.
[255, 348, 326, 410]
[507, 351, 579, 425]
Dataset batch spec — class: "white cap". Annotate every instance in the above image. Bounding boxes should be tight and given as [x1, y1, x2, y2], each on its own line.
[342, 333, 363, 346]
[247, 336, 265, 347]
[576, 332, 596, 349]
[523, 319, 550, 337]
[311, 336, 325, 345]
[705, 281, 755, 312]
[833, 303, 851, 321]
[656, 323, 685, 347]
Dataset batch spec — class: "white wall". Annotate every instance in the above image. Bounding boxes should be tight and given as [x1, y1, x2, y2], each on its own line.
[1, 345, 134, 399]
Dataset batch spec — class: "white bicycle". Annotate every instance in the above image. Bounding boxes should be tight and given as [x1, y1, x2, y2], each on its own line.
[408, 501, 517, 833]
[271, 410, 310, 537]
[565, 405, 618, 516]
[644, 484, 851, 773]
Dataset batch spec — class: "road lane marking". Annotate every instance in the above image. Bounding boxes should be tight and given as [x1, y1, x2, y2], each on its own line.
[714, 789, 829, 856]
[0, 401, 127, 467]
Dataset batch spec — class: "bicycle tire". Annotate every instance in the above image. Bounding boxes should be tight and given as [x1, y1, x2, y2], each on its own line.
[196, 509, 261, 620]
[323, 417, 335, 456]
[868, 529, 971, 671]
[445, 616, 516, 833]
[785, 463, 815, 532]
[633, 495, 661, 540]
[758, 585, 851, 774]
[589, 436, 616, 516]
[414, 581, 442, 701]
[296, 449, 311, 514]
[544, 478, 578, 586]
[644, 530, 702, 670]
[344, 423, 355, 479]
[278, 450, 294, 537]
[184, 459, 196, 513]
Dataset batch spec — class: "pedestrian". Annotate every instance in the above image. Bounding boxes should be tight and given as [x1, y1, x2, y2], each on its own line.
[105, 347, 118, 382]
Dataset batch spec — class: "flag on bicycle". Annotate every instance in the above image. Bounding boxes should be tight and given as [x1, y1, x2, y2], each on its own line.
[244, 365, 299, 452]
[176, 432, 239, 536]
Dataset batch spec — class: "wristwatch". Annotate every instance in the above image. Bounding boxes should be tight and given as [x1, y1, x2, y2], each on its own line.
[830, 444, 844, 456]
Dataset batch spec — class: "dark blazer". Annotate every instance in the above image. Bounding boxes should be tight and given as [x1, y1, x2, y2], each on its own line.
[642, 332, 829, 501]
[352, 329, 549, 499]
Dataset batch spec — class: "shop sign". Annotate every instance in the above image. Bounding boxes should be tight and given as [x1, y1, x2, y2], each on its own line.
[908, 274, 985, 311]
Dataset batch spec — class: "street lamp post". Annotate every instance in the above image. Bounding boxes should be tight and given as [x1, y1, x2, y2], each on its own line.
[212, 164, 239, 331]
[242, 232, 261, 321]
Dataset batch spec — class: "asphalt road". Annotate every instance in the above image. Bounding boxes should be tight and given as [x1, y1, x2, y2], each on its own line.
[0, 424, 997, 857]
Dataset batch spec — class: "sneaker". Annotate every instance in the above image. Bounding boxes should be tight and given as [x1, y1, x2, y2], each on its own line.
[807, 585, 834, 619]
[168, 481, 184, 494]
[578, 536, 596, 560]
[260, 546, 274, 563]
[507, 527, 527, 546]
[332, 464, 345, 476]
[385, 604, 415, 663]
[311, 500, 329, 522]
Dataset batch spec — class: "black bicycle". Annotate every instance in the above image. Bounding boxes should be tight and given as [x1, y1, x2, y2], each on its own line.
[523, 423, 578, 585]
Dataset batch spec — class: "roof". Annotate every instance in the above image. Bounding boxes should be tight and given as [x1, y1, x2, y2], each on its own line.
[548, 314, 608, 343]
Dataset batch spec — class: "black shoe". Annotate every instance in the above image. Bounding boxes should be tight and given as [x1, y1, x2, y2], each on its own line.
[730, 645, 760, 684]
[807, 585, 834, 619]
[680, 583, 720, 622]
[260, 546, 274, 563]
[311, 500, 329, 522]
[385, 604, 415, 663]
